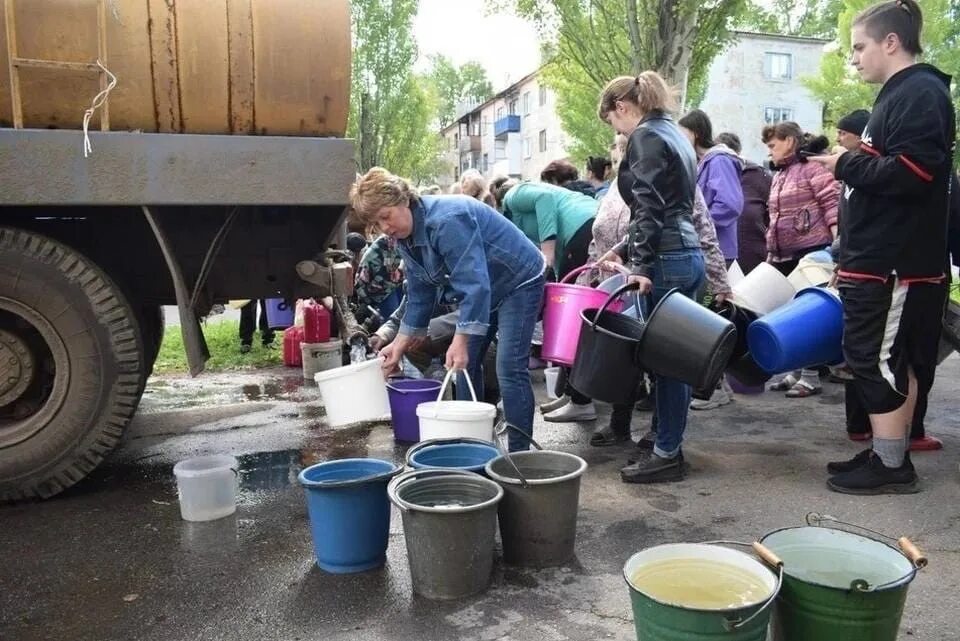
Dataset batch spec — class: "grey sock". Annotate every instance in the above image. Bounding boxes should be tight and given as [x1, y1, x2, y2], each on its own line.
[873, 437, 906, 468]
[799, 369, 821, 387]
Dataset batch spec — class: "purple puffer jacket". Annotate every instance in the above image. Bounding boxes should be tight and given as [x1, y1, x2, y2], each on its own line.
[697, 145, 744, 261]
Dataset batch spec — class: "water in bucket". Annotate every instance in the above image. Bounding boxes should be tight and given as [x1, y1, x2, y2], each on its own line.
[630, 557, 773, 610]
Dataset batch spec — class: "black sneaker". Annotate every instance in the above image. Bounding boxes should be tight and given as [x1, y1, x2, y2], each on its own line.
[826, 449, 872, 475]
[635, 397, 655, 412]
[239, 343, 252, 354]
[621, 451, 685, 484]
[827, 453, 919, 495]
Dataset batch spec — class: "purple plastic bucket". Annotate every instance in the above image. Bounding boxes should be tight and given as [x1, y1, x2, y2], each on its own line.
[386, 378, 443, 443]
[265, 298, 295, 329]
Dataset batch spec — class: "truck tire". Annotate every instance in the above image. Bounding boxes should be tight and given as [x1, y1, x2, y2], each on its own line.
[0, 228, 144, 500]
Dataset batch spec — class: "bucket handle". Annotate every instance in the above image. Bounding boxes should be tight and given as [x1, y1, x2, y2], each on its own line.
[559, 261, 631, 284]
[588, 281, 645, 331]
[433, 367, 480, 405]
[387, 467, 480, 512]
[405, 437, 497, 467]
[491, 419, 543, 488]
[702, 540, 784, 632]
[805, 512, 926, 590]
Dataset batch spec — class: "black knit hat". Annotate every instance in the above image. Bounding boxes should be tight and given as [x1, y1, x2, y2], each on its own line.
[837, 109, 871, 136]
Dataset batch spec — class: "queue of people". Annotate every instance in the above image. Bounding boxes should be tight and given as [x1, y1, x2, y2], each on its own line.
[344, 0, 957, 496]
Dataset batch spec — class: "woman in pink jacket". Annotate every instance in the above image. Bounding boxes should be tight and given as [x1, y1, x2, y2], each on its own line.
[762, 121, 840, 397]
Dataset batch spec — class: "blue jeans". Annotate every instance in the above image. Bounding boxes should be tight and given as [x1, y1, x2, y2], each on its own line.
[457, 276, 545, 451]
[646, 249, 705, 459]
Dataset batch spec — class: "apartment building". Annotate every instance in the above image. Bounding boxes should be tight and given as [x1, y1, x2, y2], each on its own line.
[698, 31, 830, 164]
[440, 69, 570, 187]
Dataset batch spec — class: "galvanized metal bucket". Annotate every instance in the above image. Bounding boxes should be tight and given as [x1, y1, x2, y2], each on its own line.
[387, 468, 503, 600]
[484, 422, 588, 567]
[760, 514, 927, 641]
[623, 542, 782, 641]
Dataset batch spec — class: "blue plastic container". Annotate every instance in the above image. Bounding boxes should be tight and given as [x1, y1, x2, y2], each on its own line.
[298, 458, 401, 573]
[265, 298, 295, 329]
[406, 439, 500, 474]
[748, 287, 844, 374]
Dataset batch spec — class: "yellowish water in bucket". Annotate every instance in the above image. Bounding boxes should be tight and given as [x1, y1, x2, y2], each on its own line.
[630, 558, 770, 609]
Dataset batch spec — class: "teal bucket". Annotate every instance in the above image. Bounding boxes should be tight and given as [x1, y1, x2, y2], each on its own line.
[760, 522, 924, 641]
[623, 543, 780, 641]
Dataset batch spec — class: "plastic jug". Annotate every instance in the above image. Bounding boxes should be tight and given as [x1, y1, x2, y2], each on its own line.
[283, 326, 304, 367]
[302, 300, 332, 344]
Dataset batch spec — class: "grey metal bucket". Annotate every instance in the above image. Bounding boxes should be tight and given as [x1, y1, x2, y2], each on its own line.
[387, 468, 503, 600]
[484, 435, 588, 567]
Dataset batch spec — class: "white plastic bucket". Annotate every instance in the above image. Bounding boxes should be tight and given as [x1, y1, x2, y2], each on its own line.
[787, 258, 835, 291]
[544, 366, 560, 399]
[417, 370, 496, 442]
[314, 359, 391, 427]
[731, 262, 796, 316]
[173, 455, 238, 522]
[302, 340, 342, 380]
[727, 260, 746, 287]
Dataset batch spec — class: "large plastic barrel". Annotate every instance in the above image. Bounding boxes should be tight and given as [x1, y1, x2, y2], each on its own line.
[0, 0, 350, 136]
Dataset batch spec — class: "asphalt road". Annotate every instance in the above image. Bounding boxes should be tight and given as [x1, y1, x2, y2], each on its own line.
[2, 359, 958, 641]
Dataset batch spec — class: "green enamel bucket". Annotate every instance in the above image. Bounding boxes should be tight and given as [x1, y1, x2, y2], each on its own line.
[760, 515, 927, 641]
[623, 543, 782, 641]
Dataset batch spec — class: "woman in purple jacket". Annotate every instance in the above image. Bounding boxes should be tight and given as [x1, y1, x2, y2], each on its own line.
[679, 109, 744, 266]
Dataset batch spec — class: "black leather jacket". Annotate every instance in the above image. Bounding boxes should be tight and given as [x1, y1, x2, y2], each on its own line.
[616, 111, 701, 278]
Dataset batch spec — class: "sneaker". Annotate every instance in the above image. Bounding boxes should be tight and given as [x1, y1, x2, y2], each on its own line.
[910, 435, 943, 451]
[826, 448, 871, 475]
[239, 344, 252, 354]
[827, 453, 919, 495]
[621, 451, 685, 484]
[544, 401, 597, 423]
[539, 395, 570, 414]
[636, 430, 655, 451]
[634, 397, 654, 412]
[690, 386, 732, 411]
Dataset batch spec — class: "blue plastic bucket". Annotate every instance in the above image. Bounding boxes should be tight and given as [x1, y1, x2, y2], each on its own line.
[386, 378, 443, 443]
[266, 298, 295, 329]
[298, 458, 401, 573]
[406, 438, 500, 474]
[748, 288, 843, 374]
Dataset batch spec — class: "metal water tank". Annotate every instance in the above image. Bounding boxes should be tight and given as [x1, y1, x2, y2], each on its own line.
[0, 0, 350, 136]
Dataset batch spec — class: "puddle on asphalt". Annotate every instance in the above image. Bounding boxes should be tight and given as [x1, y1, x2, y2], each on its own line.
[140, 373, 320, 413]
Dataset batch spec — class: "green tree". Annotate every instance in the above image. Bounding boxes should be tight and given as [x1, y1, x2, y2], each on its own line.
[805, 0, 959, 164]
[494, 0, 746, 162]
[427, 55, 495, 127]
[348, 0, 446, 181]
[737, 0, 845, 39]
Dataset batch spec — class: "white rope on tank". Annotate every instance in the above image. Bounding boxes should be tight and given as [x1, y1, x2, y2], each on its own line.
[82, 60, 118, 158]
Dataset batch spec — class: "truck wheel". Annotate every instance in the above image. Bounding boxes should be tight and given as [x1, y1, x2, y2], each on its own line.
[0, 228, 144, 500]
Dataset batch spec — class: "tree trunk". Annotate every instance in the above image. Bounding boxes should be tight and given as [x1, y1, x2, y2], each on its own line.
[654, 1, 699, 107]
[359, 91, 376, 171]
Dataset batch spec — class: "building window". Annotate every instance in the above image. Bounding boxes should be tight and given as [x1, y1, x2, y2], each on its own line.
[482, 153, 489, 172]
[522, 92, 531, 115]
[539, 85, 548, 106]
[453, 133, 459, 150]
[509, 98, 519, 115]
[764, 107, 793, 124]
[496, 106, 505, 120]
[538, 129, 547, 153]
[523, 137, 532, 159]
[764, 52, 793, 81]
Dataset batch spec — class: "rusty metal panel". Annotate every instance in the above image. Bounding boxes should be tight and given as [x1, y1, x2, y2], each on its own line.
[175, 0, 229, 133]
[0, 129, 356, 206]
[226, 0, 255, 134]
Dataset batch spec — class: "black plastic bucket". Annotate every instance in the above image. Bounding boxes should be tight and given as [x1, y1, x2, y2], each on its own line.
[638, 289, 737, 392]
[726, 353, 772, 387]
[716, 301, 759, 363]
[570, 283, 646, 405]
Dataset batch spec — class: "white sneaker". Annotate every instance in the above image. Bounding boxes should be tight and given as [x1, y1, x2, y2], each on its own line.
[540, 395, 570, 414]
[544, 401, 597, 423]
[690, 386, 732, 411]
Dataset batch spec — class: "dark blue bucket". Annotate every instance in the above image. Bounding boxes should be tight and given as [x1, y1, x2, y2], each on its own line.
[266, 298, 295, 329]
[298, 458, 401, 573]
[748, 287, 843, 374]
[406, 438, 499, 474]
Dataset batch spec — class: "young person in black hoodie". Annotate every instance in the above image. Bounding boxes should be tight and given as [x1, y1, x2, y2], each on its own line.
[810, 0, 956, 494]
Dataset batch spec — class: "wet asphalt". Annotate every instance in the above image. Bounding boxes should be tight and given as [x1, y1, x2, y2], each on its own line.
[1, 359, 959, 641]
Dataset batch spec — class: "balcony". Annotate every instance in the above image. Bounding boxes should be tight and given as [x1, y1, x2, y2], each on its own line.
[494, 115, 521, 138]
[458, 135, 481, 153]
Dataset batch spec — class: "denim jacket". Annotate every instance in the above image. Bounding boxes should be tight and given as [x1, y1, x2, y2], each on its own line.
[398, 195, 545, 336]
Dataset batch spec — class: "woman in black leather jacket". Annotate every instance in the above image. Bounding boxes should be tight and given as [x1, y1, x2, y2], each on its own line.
[597, 72, 707, 484]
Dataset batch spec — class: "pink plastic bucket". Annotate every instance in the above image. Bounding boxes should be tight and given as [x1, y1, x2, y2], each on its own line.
[541, 263, 627, 365]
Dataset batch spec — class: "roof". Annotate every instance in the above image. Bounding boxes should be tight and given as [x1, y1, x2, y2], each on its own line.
[732, 30, 832, 45]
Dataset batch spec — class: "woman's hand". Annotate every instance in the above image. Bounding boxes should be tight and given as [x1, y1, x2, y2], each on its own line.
[627, 274, 653, 295]
[445, 334, 470, 371]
